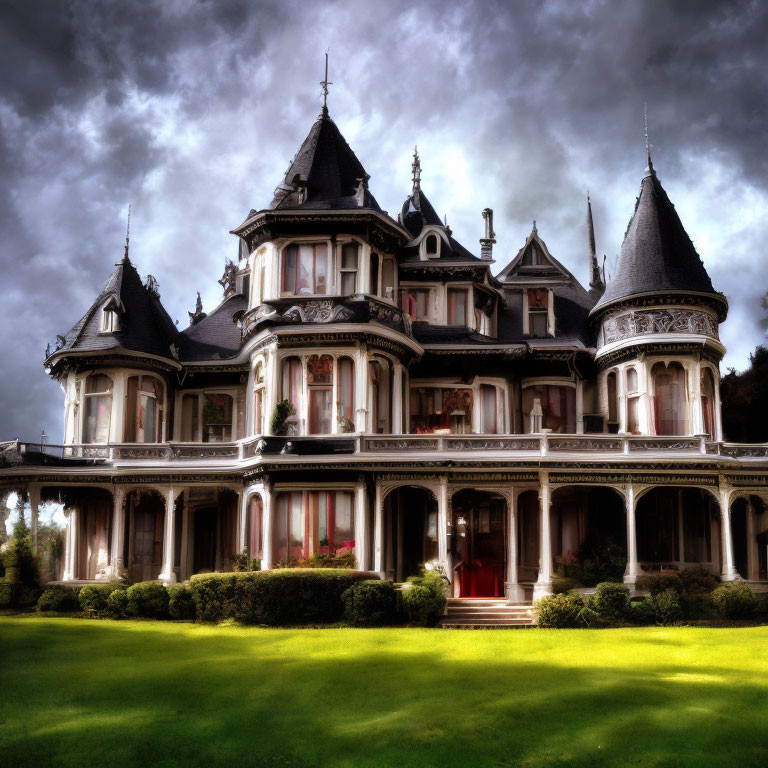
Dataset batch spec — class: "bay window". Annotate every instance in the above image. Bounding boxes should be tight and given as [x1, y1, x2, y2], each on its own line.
[369, 357, 392, 433]
[307, 354, 333, 434]
[180, 392, 234, 442]
[281, 243, 328, 295]
[83, 374, 113, 443]
[523, 384, 575, 433]
[337, 357, 355, 432]
[281, 357, 303, 434]
[410, 387, 474, 434]
[125, 375, 164, 443]
[701, 368, 716, 438]
[651, 362, 689, 436]
[340, 243, 359, 295]
[273, 490, 355, 563]
[447, 288, 469, 326]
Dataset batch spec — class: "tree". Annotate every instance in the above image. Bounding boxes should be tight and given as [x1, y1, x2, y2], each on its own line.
[720, 346, 768, 443]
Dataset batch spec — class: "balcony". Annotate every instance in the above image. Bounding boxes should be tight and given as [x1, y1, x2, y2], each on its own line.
[3, 435, 768, 470]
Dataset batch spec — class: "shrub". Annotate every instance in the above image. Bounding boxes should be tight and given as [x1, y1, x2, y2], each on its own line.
[576, 606, 600, 627]
[535, 593, 584, 628]
[190, 569, 370, 625]
[680, 592, 717, 620]
[679, 566, 719, 595]
[754, 592, 768, 620]
[231, 553, 261, 572]
[342, 580, 398, 627]
[167, 584, 196, 620]
[653, 588, 682, 625]
[79, 583, 123, 616]
[37, 585, 79, 613]
[126, 581, 170, 619]
[0, 519, 41, 608]
[271, 399, 294, 435]
[637, 571, 682, 597]
[552, 577, 581, 594]
[590, 582, 631, 621]
[712, 582, 758, 619]
[400, 571, 447, 627]
[105, 588, 128, 618]
[628, 598, 657, 625]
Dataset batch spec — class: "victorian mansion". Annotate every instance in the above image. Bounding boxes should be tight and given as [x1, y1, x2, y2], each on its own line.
[2, 98, 767, 602]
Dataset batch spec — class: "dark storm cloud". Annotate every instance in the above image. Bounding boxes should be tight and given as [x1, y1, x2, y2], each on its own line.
[1, 0, 767, 440]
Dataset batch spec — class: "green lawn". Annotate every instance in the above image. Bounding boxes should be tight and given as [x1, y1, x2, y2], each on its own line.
[1, 618, 767, 768]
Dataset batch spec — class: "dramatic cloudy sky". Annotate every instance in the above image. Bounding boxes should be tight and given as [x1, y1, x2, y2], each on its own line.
[1, 0, 767, 442]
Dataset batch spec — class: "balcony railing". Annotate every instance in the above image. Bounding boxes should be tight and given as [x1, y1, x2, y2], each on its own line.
[4, 435, 768, 469]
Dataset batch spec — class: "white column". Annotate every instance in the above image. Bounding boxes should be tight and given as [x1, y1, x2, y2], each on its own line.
[238, 489, 249, 553]
[264, 350, 280, 435]
[62, 507, 77, 581]
[158, 487, 178, 584]
[392, 364, 404, 434]
[575, 381, 584, 435]
[506, 489, 524, 603]
[690, 360, 704, 435]
[533, 478, 553, 600]
[437, 478, 450, 581]
[261, 484, 274, 570]
[111, 486, 126, 580]
[719, 486, 737, 581]
[623, 484, 640, 587]
[746, 497, 758, 581]
[179, 492, 190, 580]
[373, 483, 384, 577]
[27, 484, 40, 553]
[354, 475, 369, 571]
[355, 347, 369, 432]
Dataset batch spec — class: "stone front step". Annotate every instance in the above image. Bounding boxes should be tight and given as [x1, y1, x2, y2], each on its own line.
[441, 598, 535, 628]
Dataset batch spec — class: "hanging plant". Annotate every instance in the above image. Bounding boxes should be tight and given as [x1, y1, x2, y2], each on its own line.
[271, 399, 295, 436]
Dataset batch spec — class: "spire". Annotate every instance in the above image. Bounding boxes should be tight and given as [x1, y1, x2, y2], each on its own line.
[411, 146, 421, 191]
[320, 52, 332, 117]
[644, 103, 655, 177]
[587, 192, 604, 291]
[123, 204, 131, 262]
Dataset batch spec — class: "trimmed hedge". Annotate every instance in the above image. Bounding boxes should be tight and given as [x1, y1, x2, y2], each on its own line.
[535, 593, 584, 628]
[653, 588, 683, 625]
[712, 582, 758, 619]
[342, 580, 398, 626]
[167, 584, 196, 620]
[628, 598, 657, 625]
[79, 583, 123, 616]
[590, 582, 631, 621]
[106, 588, 129, 618]
[190, 569, 371, 625]
[0, 582, 40, 609]
[399, 572, 447, 627]
[37, 585, 80, 613]
[126, 581, 170, 619]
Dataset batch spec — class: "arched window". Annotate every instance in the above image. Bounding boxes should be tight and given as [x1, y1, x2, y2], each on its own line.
[701, 367, 716, 438]
[337, 357, 355, 433]
[369, 357, 392, 433]
[253, 363, 265, 435]
[626, 368, 638, 392]
[307, 354, 333, 434]
[607, 371, 618, 433]
[83, 374, 113, 443]
[125, 375, 164, 443]
[652, 362, 689, 435]
[281, 357, 303, 434]
[425, 234, 439, 258]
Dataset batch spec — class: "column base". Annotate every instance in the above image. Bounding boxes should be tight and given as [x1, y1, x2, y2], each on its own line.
[532, 580, 553, 601]
[157, 571, 177, 586]
[505, 582, 526, 603]
[720, 571, 739, 582]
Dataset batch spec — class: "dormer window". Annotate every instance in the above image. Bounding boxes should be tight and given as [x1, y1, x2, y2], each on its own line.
[525, 288, 553, 337]
[281, 243, 328, 296]
[100, 304, 119, 332]
[419, 231, 441, 260]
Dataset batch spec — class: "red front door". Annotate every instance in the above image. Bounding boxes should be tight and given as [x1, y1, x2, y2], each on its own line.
[453, 496, 506, 597]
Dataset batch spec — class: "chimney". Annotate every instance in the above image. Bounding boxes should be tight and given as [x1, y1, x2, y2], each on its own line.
[480, 208, 496, 261]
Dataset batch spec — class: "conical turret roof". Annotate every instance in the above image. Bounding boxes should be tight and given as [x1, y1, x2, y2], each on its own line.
[269, 109, 381, 211]
[592, 171, 723, 316]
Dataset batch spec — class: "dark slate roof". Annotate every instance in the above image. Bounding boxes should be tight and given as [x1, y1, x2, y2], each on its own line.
[54, 259, 179, 360]
[592, 172, 718, 314]
[411, 323, 505, 346]
[399, 187, 442, 238]
[178, 293, 248, 361]
[269, 109, 381, 212]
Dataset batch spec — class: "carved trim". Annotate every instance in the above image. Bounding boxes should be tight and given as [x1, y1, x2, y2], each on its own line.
[602, 308, 718, 345]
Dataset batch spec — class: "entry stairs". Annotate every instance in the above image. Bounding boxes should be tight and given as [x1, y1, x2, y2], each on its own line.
[440, 598, 535, 628]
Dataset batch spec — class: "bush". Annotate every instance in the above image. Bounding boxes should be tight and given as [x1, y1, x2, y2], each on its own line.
[79, 583, 123, 616]
[653, 588, 682, 625]
[37, 585, 79, 613]
[167, 584, 196, 620]
[0, 519, 41, 608]
[105, 588, 128, 618]
[0, 582, 40, 609]
[231, 553, 261, 572]
[637, 571, 682, 597]
[190, 569, 370, 625]
[679, 566, 719, 595]
[754, 592, 768, 620]
[680, 592, 717, 620]
[342, 580, 398, 627]
[126, 581, 170, 619]
[552, 577, 581, 594]
[400, 571, 447, 627]
[590, 582, 631, 621]
[712, 582, 758, 619]
[628, 598, 657, 625]
[576, 606, 600, 627]
[535, 593, 584, 628]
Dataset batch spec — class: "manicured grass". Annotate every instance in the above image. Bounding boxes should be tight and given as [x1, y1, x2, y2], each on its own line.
[1, 618, 767, 768]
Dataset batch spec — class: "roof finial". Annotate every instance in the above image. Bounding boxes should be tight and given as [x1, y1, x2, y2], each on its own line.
[320, 51, 333, 116]
[532, 219, 537, 234]
[123, 203, 131, 262]
[411, 145, 421, 191]
[587, 191, 604, 291]
[644, 102, 655, 176]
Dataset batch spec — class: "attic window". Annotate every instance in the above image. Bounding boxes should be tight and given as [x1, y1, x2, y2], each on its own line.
[526, 288, 552, 338]
[424, 233, 440, 259]
[521, 244, 543, 266]
[101, 305, 119, 332]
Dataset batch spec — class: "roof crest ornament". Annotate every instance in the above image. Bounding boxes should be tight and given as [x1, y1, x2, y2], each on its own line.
[320, 51, 333, 117]
[644, 102, 655, 177]
[411, 145, 421, 191]
[123, 203, 132, 262]
[532, 219, 537, 235]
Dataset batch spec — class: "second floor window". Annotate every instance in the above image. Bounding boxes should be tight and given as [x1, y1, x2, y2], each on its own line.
[527, 288, 549, 337]
[83, 374, 113, 444]
[651, 362, 689, 436]
[402, 288, 431, 321]
[125, 375, 164, 443]
[282, 243, 328, 295]
[181, 393, 235, 442]
[447, 288, 469, 326]
[340, 243, 358, 295]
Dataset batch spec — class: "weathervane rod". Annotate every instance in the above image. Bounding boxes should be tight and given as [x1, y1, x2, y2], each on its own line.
[124, 203, 131, 261]
[644, 102, 654, 174]
[321, 51, 333, 112]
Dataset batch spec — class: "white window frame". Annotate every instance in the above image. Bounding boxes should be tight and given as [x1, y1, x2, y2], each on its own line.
[177, 389, 238, 443]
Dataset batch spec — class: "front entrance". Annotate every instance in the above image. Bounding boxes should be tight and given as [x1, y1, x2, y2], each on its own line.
[452, 491, 506, 597]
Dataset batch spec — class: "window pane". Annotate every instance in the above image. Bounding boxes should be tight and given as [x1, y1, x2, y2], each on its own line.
[627, 368, 638, 391]
[254, 389, 263, 434]
[84, 395, 111, 443]
[181, 394, 199, 441]
[653, 363, 688, 435]
[282, 246, 297, 293]
[289, 493, 303, 561]
[628, 396, 640, 434]
[481, 385, 497, 434]
[382, 259, 395, 299]
[530, 312, 548, 337]
[369, 252, 379, 294]
[341, 272, 356, 295]
[298, 245, 314, 294]
[140, 394, 157, 442]
[338, 358, 355, 426]
[309, 388, 332, 434]
[528, 385, 575, 433]
[607, 373, 618, 424]
[86, 374, 112, 394]
[334, 492, 354, 549]
[448, 289, 468, 326]
[314, 244, 327, 293]
[203, 394, 233, 442]
[342, 243, 358, 269]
